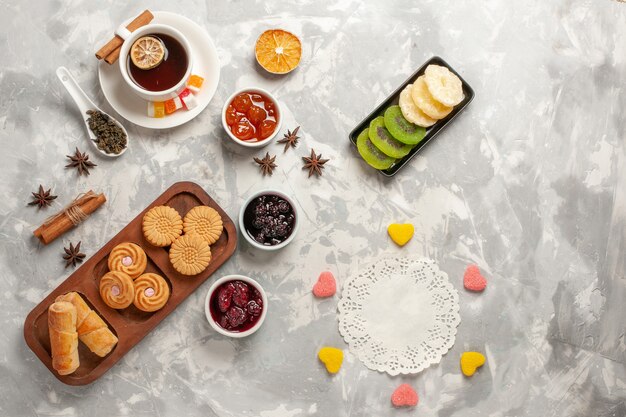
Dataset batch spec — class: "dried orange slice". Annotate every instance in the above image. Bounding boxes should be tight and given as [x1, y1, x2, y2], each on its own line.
[130, 36, 165, 70]
[255, 29, 302, 74]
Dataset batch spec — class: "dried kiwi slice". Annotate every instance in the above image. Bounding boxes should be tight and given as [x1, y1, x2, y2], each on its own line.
[356, 128, 395, 170]
[368, 116, 413, 158]
[384, 105, 426, 145]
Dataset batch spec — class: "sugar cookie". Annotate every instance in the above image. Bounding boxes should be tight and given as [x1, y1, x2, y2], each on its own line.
[169, 235, 212, 276]
[142, 206, 183, 247]
[183, 206, 223, 245]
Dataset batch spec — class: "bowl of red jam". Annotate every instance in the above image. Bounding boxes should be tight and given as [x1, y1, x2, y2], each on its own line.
[205, 275, 267, 338]
[239, 189, 299, 251]
[222, 88, 281, 148]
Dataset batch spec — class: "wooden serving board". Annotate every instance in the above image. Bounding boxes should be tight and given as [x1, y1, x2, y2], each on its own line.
[23, 182, 237, 385]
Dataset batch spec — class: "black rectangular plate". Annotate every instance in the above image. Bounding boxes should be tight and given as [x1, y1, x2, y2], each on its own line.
[349, 56, 474, 177]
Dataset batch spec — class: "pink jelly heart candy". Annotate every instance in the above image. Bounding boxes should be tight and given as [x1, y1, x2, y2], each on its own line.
[312, 271, 336, 298]
[464, 264, 487, 292]
[391, 384, 418, 408]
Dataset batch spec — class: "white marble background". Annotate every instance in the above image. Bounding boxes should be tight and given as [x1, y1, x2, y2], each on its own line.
[0, 0, 625, 416]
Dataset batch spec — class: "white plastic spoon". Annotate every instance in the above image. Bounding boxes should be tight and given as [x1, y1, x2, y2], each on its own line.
[56, 66, 129, 157]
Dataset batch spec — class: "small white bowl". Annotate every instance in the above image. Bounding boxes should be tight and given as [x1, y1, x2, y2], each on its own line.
[221, 87, 282, 148]
[205, 275, 268, 338]
[239, 189, 299, 251]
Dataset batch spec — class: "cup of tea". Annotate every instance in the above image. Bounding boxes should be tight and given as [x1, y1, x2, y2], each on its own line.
[117, 24, 193, 102]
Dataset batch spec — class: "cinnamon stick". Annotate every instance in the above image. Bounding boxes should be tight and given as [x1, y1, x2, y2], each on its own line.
[104, 48, 121, 65]
[95, 10, 154, 62]
[33, 191, 106, 245]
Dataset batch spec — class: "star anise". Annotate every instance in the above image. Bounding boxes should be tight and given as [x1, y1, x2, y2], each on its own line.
[63, 241, 86, 268]
[253, 152, 277, 176]
[28, 185, 57, 209]
[276, 126, 300, 153]
[66, 147, 97, 176]
[302, 149, 329, 178]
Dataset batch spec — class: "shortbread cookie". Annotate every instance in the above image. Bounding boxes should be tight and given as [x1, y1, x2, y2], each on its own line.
[169, 235, 212, 276]
[411, 76, 452, 120]
[133, 273, 170, 312]
[142, 206, 183, 247]
[99, 271, 134, 309]
[183, 206, 223, 245]
[108, 242, 147, 279]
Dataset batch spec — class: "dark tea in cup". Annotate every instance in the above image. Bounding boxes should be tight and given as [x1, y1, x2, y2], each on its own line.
[127, 34, 188, 92]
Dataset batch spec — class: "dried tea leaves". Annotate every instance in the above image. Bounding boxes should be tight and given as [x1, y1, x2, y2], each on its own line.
[86, 110, 127, 155]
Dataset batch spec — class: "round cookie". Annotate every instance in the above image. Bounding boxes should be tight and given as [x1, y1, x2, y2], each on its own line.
[183, 206, 223, 245]
[108, 242, 147, 279]
[169, 235, 212, 276]
[100, 271, 134, 309]
[410, 76, 453, 120]
[133, 273, 170, 312]
[142, 206, 183, 247]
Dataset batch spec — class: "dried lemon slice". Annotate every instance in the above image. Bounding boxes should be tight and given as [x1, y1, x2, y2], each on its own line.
[411, 76, 453, 120]
[424, 64, 465, 107]
[399, 84, 437, 127]
[130, 36, 165, 70]
[255, 29, 302, 74]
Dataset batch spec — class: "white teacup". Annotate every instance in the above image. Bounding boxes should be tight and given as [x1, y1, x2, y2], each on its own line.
[117, 24, 193, 102]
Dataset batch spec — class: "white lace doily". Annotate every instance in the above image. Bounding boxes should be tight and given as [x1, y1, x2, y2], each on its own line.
[338, 257, 460, 375]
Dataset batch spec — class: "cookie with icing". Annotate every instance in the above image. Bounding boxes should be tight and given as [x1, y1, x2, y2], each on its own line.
[133, 273, 170, 312]
[99, 271, 134, 309]
[108, 242, 147, 279]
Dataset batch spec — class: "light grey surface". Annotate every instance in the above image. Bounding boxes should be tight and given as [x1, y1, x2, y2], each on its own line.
[1, 0, 625, 416]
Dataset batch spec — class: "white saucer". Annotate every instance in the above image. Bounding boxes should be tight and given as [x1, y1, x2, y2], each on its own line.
[98, 11, 220, 129]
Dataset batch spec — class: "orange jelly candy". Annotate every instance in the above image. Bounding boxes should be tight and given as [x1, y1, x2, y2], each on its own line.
[187, 75, 204, 93]
[148, 101, 165, 118]
[164, 97, 183, 115]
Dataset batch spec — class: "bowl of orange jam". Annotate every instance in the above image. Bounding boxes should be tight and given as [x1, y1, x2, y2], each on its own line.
[222, 88, 282, 148]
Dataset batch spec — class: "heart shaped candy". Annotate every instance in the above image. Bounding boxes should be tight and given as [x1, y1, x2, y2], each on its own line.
[391, 384, 419, 408]
[387, 223, 414, 246]
[312, 271, 336, 298]
[464, 264, 487, 292]
[461, 351, 486, 376]
[318, 346, 343, 374]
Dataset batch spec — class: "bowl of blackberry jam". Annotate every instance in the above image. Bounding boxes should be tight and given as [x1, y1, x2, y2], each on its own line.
[239, 190, 298, 251]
